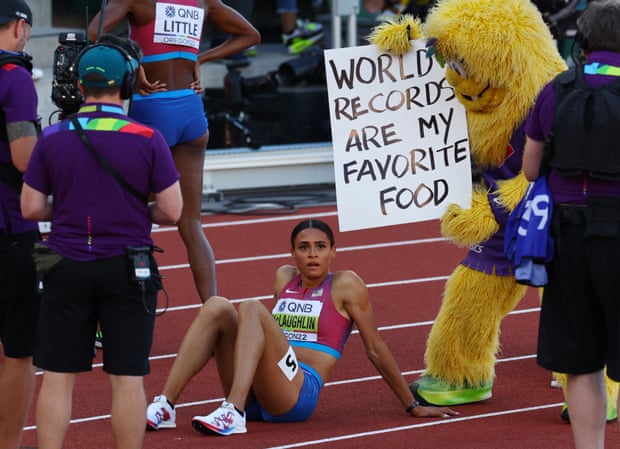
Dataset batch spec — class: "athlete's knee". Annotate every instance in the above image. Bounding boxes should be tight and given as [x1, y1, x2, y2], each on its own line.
[200, 296, 235, 320]
[238, 299, 271, 321]
[237, 299, 268, 320]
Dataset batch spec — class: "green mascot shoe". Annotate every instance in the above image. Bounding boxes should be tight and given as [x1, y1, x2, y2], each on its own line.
[560, 401, 617, 423]
[410, 375, 493, 406]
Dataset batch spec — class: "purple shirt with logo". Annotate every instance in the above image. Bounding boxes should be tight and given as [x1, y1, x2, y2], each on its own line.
[24, 103, 179, 261]
[0, 60, 39, 234]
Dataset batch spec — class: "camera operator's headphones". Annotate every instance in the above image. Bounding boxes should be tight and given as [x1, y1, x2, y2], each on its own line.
[575, 27, 590, 52]
[77, 35, 141, 100]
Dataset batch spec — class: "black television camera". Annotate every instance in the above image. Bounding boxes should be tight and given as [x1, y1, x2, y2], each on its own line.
[51, 32, 89, 117]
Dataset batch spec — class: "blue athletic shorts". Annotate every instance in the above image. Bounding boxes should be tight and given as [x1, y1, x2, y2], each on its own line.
[130, 90, 208, 147]
[245, 362, 323, 422]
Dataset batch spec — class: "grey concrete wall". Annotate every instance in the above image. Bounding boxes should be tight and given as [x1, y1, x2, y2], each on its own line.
[27, 0, 79, 69]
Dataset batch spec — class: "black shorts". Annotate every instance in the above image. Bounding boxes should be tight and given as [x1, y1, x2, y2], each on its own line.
[537, 203, 620, 381]
[34, 254, 159, 376]
[0, 231, 39, 358]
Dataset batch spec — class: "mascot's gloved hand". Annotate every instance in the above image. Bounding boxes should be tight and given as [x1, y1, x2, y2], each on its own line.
[367, 14, 423, 55]
[440, 188, 499, 247]
[496, 172, 531, 212]
[441, 173, 530, 247]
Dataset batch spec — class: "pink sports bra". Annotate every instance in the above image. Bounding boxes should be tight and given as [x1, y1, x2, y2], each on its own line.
[272, 274, 353, 360]
[130, 0, 204, 63]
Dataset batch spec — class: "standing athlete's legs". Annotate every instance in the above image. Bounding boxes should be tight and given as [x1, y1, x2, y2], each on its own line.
[172, 132, 217, 302]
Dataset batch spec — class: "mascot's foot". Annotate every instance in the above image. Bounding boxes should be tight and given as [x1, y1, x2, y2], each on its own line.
[409, 375, 492, 406]
[560, 402, 618, 423]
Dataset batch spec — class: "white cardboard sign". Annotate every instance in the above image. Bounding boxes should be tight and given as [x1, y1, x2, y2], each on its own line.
[324, 41, 472, 231]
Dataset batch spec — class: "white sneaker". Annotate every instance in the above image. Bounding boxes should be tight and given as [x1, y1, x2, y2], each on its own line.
[146, 395, 176, 430]
[192, 401, 247, 436]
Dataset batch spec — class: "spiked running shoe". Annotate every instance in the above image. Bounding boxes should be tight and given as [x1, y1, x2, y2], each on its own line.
[282, 19, 324, 55]
[146, 395, 176, 430]
[192, 401, 247, 436]
[410, 375, 493, 406]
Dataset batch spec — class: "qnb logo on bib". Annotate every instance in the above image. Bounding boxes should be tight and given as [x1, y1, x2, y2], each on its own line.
[153, 2, 204, 50]
[272, 298, 323, 342]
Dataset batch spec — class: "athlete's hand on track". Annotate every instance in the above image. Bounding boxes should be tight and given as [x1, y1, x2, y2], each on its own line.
[413, 405, 460, 418]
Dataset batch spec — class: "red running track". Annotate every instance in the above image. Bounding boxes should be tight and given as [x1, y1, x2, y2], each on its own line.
[10, 204, 620, 448]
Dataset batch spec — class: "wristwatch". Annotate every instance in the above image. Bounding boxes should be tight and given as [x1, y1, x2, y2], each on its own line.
[406, 400, 420, 415]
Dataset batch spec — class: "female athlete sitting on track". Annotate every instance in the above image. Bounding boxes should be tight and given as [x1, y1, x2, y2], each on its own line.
[146, 218, 458, 435]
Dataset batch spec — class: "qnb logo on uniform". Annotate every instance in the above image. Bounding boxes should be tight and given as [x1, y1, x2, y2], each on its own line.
[164, 5, 176, 18]
[517, 193, 551, 236]
[154, 2, 204, 49]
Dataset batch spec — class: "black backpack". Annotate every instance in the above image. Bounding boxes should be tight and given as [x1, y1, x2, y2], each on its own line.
[542, 65, 620, 180]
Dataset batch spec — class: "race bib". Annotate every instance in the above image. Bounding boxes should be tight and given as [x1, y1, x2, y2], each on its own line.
[272, 297, 323, 343]
[153, 2, 204, 49]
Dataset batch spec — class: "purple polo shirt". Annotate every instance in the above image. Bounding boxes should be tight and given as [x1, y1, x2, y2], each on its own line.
[525, 51, 620, 204]
[23, 103, 180, 261]
[0, 60, 39, 234]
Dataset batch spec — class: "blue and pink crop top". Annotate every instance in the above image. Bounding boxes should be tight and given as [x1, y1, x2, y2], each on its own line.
[272, 274, 353, 360]
[130, 0, 204, 63]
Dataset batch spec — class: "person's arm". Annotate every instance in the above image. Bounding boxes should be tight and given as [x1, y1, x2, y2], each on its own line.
[149, 180, 182, 225]
[335, 270, 458, 418]
[196, 0, 261, 65]
[7, 121, 37, 172]
[87, 0, 134, 41]
[523, 137, 546, 181]
[273, 264, 298, 298]
[20, 183, 52, 221]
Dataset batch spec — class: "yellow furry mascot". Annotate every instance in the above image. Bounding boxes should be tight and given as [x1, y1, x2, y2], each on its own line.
[368, 0, 593, 408]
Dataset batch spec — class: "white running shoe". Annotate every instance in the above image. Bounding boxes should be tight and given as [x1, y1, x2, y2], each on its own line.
[192, 401, 247, 436]
[146, 395, 176, 430]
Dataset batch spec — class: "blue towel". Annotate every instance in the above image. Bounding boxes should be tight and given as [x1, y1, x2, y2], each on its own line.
[504, 177, 554, 286]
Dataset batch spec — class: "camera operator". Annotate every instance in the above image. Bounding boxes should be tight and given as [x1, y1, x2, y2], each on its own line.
[20, 40, 182, 449]
[87, 0, 260, 305]
[0, 1, 40, 449]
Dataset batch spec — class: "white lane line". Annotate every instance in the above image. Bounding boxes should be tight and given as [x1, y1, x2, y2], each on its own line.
[158, 236, 448, 271]
[24, 354, 543, 431]
[264, 403, 564, 449]
[152, 210, 340, 233]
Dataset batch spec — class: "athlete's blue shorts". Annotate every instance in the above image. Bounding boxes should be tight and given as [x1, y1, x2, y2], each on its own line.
[130, 90, 208, 147]
[245, 362, 323, 422]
